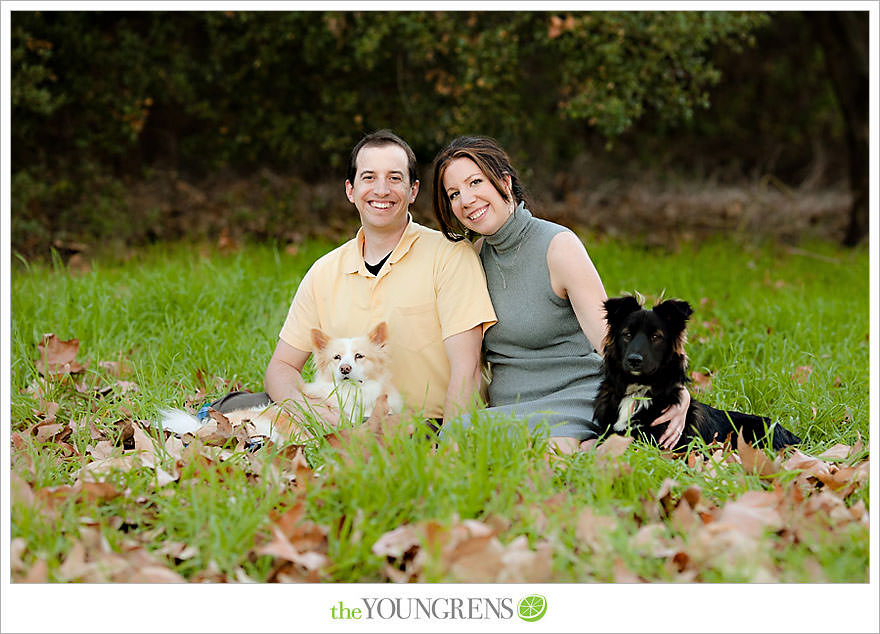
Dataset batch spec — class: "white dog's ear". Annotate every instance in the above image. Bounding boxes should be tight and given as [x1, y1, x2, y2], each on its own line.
[311, 328, 330, 351]
[368, 321, 388, 346]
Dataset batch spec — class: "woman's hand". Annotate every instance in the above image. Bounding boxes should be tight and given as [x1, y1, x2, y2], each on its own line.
[650, 387, 690, 450]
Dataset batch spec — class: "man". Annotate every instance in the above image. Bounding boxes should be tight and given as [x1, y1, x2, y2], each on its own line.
[214, 130, 496, 426]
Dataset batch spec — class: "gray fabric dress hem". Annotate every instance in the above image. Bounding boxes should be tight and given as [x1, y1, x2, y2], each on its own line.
[442, 401, 599, 442]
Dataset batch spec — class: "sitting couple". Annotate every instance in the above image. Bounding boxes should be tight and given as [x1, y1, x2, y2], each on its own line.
[211, 129, 689, 453]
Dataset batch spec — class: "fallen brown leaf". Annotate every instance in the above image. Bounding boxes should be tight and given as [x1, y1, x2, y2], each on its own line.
[10, 538, 28, 573]
[802, 490, 853, 524]
[714, 490, 784, 538]
[88, 439, 116, 461]
[850, 432, 865, 457]
[36, 400, 60, 423]
[813, 460, 869, 496]
[270, 502, 307, 538]
[497, 538, 552, 583]
[631, 523, 681, 559]
[190, 559, 228, 583]
[373, 525, 421, 560]
[57, 541, 89, 581]
[30, 417, 73, 444]
[157, 541, 200, 562]
[578, 438, 598, 453]
[792, 365, 813, 385]
[817, 443, 852, 461]
[10, 470, 35, 507]
[737, 435, 781, 478]
[194, 416, 235, 446]
[36, 333, 88, 376]
[11, 431, 28, 452]
[93, 379, 140, 398]
[19, 559, 49, 583]
[670, 497, 698, 533]
[612, 557, 642, 583]
[374, 518, 553, 583]
[83, 453, 140, 478]
[98, 354, 133, 378]
[690, 371, 713, 393]
[258, 526, 329, 574]
[447, 532, 503, 582]
[127, 566, 187, 583]
[681, 485, 702, 509]
[575, 507, 617, 553]
[781, 448, 829, 475]
[70, 416, 105, 441]
[35, 480, 122, 508]
[655, 478, 678, 513]
[595, 434, 633, 458]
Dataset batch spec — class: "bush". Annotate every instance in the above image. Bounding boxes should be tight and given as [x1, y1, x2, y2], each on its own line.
[12, 11, 852, 253]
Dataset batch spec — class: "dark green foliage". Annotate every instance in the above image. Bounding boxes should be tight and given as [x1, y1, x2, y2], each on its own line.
[11, 11, 858, 251]
[11, 11, 771, 173]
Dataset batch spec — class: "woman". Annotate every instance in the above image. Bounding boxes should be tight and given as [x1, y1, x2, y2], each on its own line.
[431, 135, 687, 453]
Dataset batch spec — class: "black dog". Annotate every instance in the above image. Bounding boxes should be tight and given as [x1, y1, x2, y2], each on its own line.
[593, 296, 800, 452]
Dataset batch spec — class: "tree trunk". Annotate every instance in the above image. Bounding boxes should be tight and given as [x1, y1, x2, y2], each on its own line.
[807, 11, 869, 246]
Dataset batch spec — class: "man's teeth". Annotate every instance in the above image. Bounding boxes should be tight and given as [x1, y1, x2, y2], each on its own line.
[371, 201, 392, 209]
[468, 207, 487, 221]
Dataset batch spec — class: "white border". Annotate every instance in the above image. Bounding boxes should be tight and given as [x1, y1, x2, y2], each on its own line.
[1, 2, 877, 633]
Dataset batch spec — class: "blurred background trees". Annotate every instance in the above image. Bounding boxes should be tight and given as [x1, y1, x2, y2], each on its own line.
[10, 10, 869, 256]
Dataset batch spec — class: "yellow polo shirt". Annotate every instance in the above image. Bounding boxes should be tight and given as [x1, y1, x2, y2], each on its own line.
[279, 217, 496, 418]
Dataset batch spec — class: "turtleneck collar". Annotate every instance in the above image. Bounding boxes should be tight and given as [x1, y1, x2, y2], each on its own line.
[484, 201, 531, 253]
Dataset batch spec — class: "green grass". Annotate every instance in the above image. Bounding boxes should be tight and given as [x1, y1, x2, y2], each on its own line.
[9, 236, 870, 583]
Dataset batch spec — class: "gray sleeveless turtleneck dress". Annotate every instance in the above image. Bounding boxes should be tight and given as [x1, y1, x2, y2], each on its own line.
[467, 203, 603, 440]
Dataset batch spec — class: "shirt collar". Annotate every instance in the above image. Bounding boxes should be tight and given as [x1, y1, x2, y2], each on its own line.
[342, 214, 420, 276]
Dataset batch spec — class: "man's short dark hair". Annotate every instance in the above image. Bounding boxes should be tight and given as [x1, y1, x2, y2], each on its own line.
[346, 129, 419, 186]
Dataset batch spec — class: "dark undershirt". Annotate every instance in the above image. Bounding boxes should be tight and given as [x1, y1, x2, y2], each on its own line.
[364, 251, 393, 276]
[363, 250, 442, 437]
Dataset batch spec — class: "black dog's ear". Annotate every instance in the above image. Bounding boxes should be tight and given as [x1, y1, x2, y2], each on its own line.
[603, 295, 642, 328]
[652, 299, 694, 330]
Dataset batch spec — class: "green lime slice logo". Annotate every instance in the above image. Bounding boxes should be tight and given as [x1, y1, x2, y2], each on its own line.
[517, 594, 547, 622]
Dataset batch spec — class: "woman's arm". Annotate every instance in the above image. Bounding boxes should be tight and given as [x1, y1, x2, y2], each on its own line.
[546, 231, 608, 353]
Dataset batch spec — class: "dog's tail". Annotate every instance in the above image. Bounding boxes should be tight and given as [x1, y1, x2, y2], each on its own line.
[720, 410, 801, 451]
[156, 408, 204, 435]
[765, 423, 801, 451]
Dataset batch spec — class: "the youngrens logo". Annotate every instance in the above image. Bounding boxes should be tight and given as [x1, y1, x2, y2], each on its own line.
[330, 595, 547, 622]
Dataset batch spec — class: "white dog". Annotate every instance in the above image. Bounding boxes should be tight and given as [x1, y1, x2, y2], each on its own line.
[159, 322, 403, 444]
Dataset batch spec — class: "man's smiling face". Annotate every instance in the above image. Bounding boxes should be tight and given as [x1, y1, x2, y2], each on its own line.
[345, 144, 419, 233]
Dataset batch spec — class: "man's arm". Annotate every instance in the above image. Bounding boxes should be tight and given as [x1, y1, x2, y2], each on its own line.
[265, 339, 310, 402]
[442, 325, 484, 419]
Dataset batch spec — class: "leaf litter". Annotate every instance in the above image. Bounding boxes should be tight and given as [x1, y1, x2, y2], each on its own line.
[9, 333, 871, 583]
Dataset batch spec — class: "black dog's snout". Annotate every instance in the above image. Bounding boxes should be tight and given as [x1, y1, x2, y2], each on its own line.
[339, 363, 352, 375]
[626, 353, 643, 367]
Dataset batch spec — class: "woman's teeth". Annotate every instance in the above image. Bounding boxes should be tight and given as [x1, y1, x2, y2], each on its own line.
[468, 206, 487, 221]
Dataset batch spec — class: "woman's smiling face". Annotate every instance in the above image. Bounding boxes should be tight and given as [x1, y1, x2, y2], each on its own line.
[442, 157, 513, 236]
